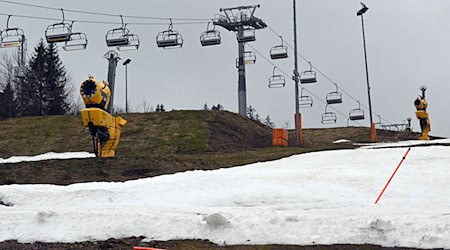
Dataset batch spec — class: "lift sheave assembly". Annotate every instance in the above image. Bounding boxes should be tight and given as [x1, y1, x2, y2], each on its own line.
[80, 76, 127, 157]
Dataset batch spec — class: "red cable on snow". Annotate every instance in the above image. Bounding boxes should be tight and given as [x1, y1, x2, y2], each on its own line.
[375, 147, 411, 204]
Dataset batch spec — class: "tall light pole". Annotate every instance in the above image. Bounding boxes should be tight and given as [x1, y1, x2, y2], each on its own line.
[357, 2, 377, 142]
[123, 58, 131, 113]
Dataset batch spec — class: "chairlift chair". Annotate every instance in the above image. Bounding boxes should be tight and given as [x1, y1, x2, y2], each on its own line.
[268, 67, 285, 88]
[326, 83, 343, 104]
[244, 51, 256, 64]
[156, 19, 183, 49]
[300, 62, 317, 84]
[321, 105, 337, 124]
[45, 9, 73, 43]
[0, 28, 25, 48]
[63, 32, 88, 51]
[117, 34, 139, 51]
[105, 16, 139, 49]
[349, 101, 365, 121]
[200, 22, 221, 46]
[106, 27, 130, 47]
[236, 27, 256, 43]
[270, 36, 288, 60]
[236, 51, 256, 67]
[299, 88, 313, 107]
[0, 15, 25, 48]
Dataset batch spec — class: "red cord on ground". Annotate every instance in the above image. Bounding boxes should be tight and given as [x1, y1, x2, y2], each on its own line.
[375, 147, 411, 204]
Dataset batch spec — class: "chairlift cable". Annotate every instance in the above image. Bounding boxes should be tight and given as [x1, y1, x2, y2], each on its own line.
[247, 43, 364, 126]
[0, 12, 208, 26]
[0, 0, 211, 21]
[267, 25, 393, 126]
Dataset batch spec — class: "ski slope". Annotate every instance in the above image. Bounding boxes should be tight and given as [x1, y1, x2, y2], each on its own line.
[0, 140, 449, 248]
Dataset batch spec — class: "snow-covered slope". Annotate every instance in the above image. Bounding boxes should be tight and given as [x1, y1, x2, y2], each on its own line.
[0, 143, 449, 248]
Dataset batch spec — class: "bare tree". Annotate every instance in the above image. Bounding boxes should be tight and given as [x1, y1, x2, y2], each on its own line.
[135, 97, 153, 113]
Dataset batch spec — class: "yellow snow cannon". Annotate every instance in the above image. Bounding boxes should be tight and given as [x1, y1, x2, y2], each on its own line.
[414, 86, 430, 140]
[80, 76, 127, 157]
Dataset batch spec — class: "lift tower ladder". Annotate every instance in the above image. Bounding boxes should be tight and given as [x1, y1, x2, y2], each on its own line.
[214, 5, 267, 116]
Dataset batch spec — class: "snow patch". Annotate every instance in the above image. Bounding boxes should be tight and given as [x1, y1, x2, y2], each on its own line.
[0, 152, 95, 164]
[333, 139, 351, 144]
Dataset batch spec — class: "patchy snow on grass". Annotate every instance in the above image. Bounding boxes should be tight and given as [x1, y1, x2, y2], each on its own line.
[0, 152, 95, 164]
[0, 144, 449, 248]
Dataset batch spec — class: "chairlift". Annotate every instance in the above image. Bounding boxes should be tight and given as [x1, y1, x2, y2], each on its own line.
[156, 19, 183, 49]
[349, 101, 365, 121]
[0, 15, 25, 48]
[244, 51, 256, 64]
[270, 36, 288, 60]
[299, 88, 313, 107]
[300, 61, 317, 84]
[63, 32, 88, 51]
[268, 67, 285, 88]
[117, 34, 139, 51]
[236, 27, 256, 43]
[326, 83, 343, 104]
[200, 22, 221, 46]
[106, 16, 132, 47]
[236, 51, 256, 67]
[321, 104, 337, 124]
[45, 9, 73, 43]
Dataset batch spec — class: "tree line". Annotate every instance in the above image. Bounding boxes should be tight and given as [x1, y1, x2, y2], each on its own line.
[0, 39, 73, 118]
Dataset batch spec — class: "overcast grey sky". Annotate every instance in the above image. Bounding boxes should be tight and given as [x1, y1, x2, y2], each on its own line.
[1, 0, 449, 137]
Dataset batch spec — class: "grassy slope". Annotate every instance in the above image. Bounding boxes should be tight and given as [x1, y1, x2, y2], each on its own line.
[0, 110, 430, 185]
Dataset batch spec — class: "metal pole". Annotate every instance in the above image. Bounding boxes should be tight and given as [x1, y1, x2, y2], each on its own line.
[125, 64, 128, 113]
[237, 27, 247, 116]
[293, 0, 300, 146]
[360, 14, 377, 142]
[104, 51, 120, 114]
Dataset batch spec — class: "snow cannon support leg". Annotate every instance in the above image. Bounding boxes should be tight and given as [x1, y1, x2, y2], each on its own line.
[418, 118, 430, 140]
[100, 116, 127, 157]
[81, 108, 127, 157]
[415, 110, 430, 141]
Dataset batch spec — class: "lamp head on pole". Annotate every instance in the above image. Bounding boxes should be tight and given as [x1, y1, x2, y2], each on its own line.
[357, 2, 368, 16]
[123, 59, 131, 66]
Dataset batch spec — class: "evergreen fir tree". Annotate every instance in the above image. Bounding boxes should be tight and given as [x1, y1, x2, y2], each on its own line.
[44, 42, 70, 115]
[21, 39, 46, 116]
[18, 39, 71, 116]
[0, 82, 16, 118]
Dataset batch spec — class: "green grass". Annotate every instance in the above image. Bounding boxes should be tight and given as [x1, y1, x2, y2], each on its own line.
[0, 110, 429, 185]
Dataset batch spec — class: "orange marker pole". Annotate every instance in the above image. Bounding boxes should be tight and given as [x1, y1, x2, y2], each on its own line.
[375, 147, 411, 204]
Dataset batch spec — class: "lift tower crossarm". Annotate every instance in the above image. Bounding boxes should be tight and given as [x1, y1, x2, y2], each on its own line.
[214, 5, 267, 31]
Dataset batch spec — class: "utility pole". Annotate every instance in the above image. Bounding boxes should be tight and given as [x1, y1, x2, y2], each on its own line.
[292, 0, 302, 146]
[104, 50, 120, 113]
[357, 2, 377, 142]
[214, 5, 267, 116]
